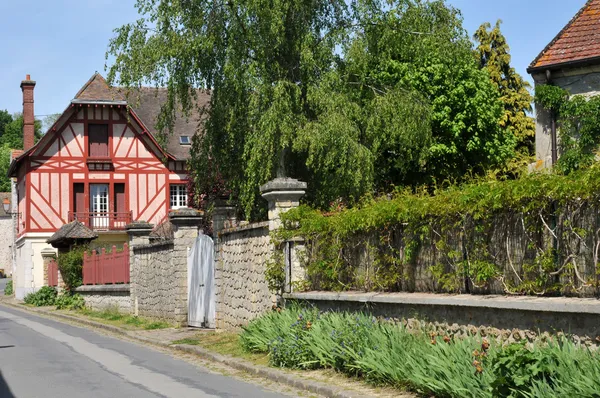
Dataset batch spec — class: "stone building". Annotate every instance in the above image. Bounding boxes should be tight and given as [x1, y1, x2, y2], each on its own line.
[528, 0, 600, 168]
[0, 192, 13, 276]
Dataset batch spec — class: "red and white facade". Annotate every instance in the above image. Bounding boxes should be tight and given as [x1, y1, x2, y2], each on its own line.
[10, 74, 192, 299]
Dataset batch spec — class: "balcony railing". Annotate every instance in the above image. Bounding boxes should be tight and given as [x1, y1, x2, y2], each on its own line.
[68, 211, 133, 231]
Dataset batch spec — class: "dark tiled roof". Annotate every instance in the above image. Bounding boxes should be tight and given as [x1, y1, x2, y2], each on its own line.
[75, 73, 124, 102]
[529, 0, 600, 71]
[126, 87, 209, 161]
[0, 192, 10, 217]
[47, 221, 98, 246]
[75, 73, 209, 160]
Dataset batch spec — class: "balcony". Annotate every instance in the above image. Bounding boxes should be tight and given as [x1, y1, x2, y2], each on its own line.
[68, 211, 133, 231]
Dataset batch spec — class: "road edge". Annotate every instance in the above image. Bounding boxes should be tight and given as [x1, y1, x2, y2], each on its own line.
[0, 301, 364, 398]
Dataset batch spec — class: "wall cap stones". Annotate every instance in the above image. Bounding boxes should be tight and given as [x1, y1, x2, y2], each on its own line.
[260, 178, 306, 203]
[218, 221, 269, 238]
[169, 208, 203, 228]
[285, 291, 600, 315]
[41, 248, 57, 258]
[75, 284, 130, 293]
[132, 240, 174, 251]
[126, 221, 154, 236]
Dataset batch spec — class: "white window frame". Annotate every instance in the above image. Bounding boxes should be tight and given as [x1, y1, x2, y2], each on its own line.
[170, 184, 188, 209]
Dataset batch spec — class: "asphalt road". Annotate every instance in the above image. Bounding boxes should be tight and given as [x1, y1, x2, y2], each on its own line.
[0, 305, 291, 398]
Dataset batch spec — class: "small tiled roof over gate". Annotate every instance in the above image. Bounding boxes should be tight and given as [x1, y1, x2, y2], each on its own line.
[529, 0, 600, 71]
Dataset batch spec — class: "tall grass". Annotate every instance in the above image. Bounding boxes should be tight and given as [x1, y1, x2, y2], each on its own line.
[240, 306, 600, 397]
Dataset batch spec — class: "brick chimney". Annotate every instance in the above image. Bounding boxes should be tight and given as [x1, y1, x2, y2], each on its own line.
[20, 74, 36, 151]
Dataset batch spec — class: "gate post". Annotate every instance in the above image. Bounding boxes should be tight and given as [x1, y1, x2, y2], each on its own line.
[169, 208, 204, 325]
[260, 178, 307, 293]
[212, 198, 237, 235]
[41, 248, 57, 289]
[126, 221, 154, 316]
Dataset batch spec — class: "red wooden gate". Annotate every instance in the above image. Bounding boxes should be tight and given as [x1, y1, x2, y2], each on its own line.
[47, 259, 59, 287]
[83, 244, 130, 285]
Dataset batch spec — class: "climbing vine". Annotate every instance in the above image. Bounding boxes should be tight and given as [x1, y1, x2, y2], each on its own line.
[535, 85, 600, 174]
[271, 166, 600, 296]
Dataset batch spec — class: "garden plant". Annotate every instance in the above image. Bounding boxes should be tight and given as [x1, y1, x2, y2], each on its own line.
[241, 306, 600, 398]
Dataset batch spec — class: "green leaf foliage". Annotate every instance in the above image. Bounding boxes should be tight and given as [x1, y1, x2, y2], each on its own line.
[24, 286, 57, 306]
[274, 164, 600, 293]
[241, 307, 600, 397]
[106, 0, 516, 218]
[474, 20, 535, 172]
[57, 246, 86, 291]
[3, 280, 13, 296]
[535, 86, 600, 174]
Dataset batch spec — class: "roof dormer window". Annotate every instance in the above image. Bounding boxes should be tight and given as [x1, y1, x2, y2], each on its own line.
[179, 136, 191, 145]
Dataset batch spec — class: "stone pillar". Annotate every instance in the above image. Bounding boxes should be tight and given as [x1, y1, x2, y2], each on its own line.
[169, 208, 203, 325]
[126, 221, 153, 316]
[260, 178, 307, 293]
[212, 198, 237, 235]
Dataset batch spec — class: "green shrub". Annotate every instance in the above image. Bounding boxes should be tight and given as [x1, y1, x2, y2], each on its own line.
[24, 286, 57, 306]
[241, 307, 600, 398]
[3, 280, 12, 296]
[57, 246, 86, 290]
[55, 292, 85, 310]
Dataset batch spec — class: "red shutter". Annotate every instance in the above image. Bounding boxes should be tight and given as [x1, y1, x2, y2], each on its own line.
[114, 184, 126, 214]
[74, 184, 85, 213]
[89, 124, 109, 158]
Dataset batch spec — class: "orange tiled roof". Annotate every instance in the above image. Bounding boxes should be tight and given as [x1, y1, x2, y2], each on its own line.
[11, 150, 23, 160]
[529, 0, 600, 71]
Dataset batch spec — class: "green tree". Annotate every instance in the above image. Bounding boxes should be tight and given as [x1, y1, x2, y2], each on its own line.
[0, 113, 43, 149]
[0, 145, 11, 192]
[107, 0, 514, 217]
[474, 20, 535, 167]
[346, 1, 514, 185]
[0, 110, 12, 138]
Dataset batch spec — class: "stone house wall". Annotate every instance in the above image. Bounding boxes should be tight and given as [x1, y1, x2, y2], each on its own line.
[0, 217, 13, 276]
[214, 222, 275, 329]
[531, 64, 600, 168]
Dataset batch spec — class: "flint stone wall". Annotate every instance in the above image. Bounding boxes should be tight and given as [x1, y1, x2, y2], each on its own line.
[286, 291, 600, 348]
[131, 240, 188, 324]
[75, 285, 131, 312]
[0, 217, 12, 275]
[215, 222, 276, 329]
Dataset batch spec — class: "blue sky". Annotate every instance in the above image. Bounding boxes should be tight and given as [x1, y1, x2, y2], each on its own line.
[0, 0, 587, 123]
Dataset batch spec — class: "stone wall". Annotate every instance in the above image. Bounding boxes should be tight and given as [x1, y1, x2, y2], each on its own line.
[75, 285, 131, 312]
[286, 291, 600, 348]
[131, 240, 188, 324]
[215, 222, 276, 329]
[0, 217, 12, 276]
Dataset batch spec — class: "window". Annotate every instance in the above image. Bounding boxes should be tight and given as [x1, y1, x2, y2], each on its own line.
[179, 136, 191, 145]
[170, 184, 188, 209]
[88, 124, 109, 157]
[90, 184, 109, 228]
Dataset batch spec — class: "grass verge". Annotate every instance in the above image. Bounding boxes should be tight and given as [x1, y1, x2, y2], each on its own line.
[66, 307, 172, 330]
[172, 332, 270, 366]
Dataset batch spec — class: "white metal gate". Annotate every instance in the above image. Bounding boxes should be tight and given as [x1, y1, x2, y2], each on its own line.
[187, 235, 215, 328]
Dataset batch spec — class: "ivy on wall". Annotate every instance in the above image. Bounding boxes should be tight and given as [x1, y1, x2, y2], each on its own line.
[535, 85, 600, 174]
[272, 166, 600, 296]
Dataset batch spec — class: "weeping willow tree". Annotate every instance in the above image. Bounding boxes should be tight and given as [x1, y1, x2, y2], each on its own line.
[106, 0, 512, 219]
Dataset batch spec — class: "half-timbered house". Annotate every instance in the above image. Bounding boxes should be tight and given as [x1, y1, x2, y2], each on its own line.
[9, 73, 208, 298]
